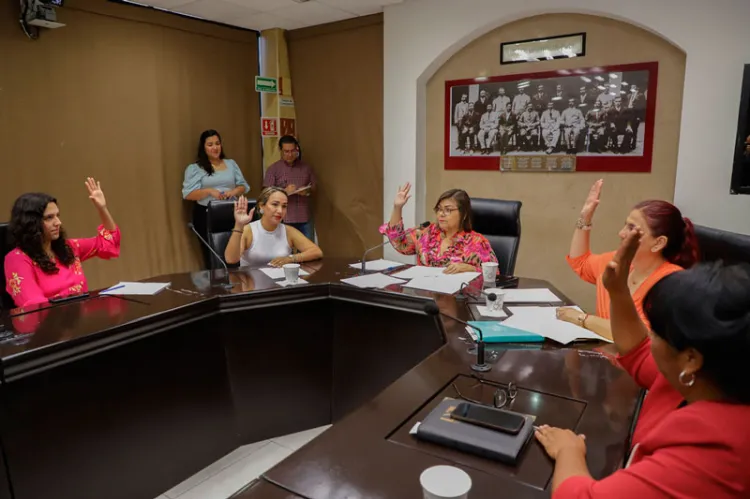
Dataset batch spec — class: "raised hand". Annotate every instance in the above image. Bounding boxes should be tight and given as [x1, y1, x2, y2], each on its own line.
[393, 182, 412, 208]
[233, 196, 254, 226]
[602, 227, 642, 294]
[580, 179, 603, 223]
[85, 177, 106, 209]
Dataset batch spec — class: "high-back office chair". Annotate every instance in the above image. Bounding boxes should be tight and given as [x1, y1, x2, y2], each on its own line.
[470, 198, 522, 276]
[694, 224, 750, 266]
[206, 199, 256, 270]
[0, 223, 15, 309]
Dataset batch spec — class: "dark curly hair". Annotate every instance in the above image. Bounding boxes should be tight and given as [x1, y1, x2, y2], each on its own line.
[9, 193, 75, 274]
[196, 129, 226, 175]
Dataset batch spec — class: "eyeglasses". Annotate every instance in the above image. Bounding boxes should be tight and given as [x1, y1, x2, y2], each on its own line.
[452, 377, 518, 409]
[434, 207, 458, 216]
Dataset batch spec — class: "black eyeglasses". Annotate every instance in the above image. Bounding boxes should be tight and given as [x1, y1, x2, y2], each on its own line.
[452, 377, 518, 409]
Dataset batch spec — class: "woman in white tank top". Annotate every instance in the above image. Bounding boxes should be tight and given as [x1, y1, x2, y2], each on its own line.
[224, 187, 323, 268]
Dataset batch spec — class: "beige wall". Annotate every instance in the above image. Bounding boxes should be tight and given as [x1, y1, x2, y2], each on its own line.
[0, 0, 261, 289]
[287, 15, 384, 258]
[426, 13, 685, 310]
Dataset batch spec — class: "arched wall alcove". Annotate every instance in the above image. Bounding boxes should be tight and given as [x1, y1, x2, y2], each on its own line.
[423, 13, 685, 310]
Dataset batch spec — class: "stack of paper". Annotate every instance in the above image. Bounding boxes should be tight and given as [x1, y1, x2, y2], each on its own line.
[100, 282, 170, 295]
[348, 259, 406, 272]
[403, 272, 481, 295]
[390, 266, 449, 279]
[259, 267, 310, 280]
[276, 279, 309, 287]
[340, 273, 407, 289]
[474, 305, 508, 318]
[501, 306, 612, 345]
[503, 288, 562, 303]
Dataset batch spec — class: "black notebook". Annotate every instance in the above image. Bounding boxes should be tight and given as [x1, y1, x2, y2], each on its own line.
[414, 398, 535, 465]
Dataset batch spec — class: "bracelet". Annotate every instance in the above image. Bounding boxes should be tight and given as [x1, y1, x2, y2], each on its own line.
[580, 313, 590, 329]
[575, 218, 592, 230]
[231, 229, 243, 234]
[291, 254, 297, 263]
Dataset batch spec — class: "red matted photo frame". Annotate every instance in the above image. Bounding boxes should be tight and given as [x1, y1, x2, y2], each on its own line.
[444, 62, 658, 172]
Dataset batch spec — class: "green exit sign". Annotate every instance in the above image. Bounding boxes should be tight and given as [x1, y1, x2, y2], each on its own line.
[255, 76, 278, 93]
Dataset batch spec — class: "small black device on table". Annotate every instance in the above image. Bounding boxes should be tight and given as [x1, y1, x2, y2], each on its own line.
[48, 292, 90, 304]
[495, 275, 519, 288]
[450, 402, 526, 435]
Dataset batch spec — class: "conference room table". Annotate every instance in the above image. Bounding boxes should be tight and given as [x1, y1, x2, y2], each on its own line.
[0, 257, 641, 499]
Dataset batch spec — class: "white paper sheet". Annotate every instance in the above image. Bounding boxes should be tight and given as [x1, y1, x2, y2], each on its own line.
[502, 288, 562, 303]
[390, 266, 450, 279]
[340, 273, 407, 289]
[475, 305, 508, 318]
[276, 279, 310, 287]
[100, 282, 170, 296]
[348, 259, 407, 272]
[503, 306, 612, 345]
[403, 273, 481, 295]
[259, 267, 311, 280]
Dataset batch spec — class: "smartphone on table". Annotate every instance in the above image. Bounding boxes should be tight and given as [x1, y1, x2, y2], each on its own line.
[450, 402, 526, 435]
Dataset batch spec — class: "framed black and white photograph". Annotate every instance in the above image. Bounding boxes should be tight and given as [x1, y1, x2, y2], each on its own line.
[500, 33, 586, 65]
[730, 64, 750, 194]
[444, 62, 658, 173]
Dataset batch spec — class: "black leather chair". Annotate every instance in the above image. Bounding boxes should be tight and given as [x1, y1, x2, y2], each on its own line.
[470, 198, 522, 276]
[694, 224, 750, 266]
[206, 199, 256, 270]
[0, 223, 15, 309]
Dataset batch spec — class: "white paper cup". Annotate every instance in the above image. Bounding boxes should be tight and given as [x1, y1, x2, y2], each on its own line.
[420, 465, 472, 499]
[484, 288, 505, 311]
[481, 262, 499, 285]
[282, 263, 300, 283]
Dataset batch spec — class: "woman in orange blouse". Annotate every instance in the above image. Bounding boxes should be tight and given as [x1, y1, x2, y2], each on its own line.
[4, 178, 121, 307]
[557, 179, 699, 339]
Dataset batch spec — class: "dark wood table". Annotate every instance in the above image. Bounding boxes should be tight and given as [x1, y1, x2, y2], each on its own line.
[0, 258, 640, 499]
[233, 479, 304, 498]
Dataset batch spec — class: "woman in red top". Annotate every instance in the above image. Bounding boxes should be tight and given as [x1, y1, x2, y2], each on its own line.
[558, 179, 699, 339]
[536, 228, 750, 498]
[4, 178, 121, 307]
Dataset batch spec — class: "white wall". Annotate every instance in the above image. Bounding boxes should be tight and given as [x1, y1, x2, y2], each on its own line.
[383, 0, 750, 260]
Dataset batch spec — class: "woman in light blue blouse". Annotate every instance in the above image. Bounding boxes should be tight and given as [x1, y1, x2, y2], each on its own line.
[182, 129, 250, 268]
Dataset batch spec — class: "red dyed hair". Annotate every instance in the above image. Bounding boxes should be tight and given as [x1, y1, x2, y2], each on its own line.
[633, 200, 700, 268]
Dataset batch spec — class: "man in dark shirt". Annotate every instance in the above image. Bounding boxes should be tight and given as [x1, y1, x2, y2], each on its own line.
[457, 103, 481, 153]
[263, 135, 317, 240]
[606, 97, 635, 153]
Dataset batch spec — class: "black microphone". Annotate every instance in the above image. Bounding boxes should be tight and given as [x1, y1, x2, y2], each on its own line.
[458, 282, 497, 303]
[187, 222, 235, 289]
[360, 221, 430, 275]
[423, 301, 491, 372]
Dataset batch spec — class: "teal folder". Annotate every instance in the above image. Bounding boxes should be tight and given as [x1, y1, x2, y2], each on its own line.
[467, 321, 545, 343]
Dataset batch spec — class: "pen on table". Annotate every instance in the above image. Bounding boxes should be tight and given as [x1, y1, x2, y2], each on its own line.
[101, 284, 125, 294]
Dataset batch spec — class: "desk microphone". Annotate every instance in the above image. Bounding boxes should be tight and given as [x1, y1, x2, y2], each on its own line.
[360, 221, 430, 275]
[423, 301, 491, 372]
[187, 223, 235, 290]
[458, 282, 497, 303]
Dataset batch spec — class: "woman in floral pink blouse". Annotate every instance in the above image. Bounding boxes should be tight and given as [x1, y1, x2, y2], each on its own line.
[4, 177, 121, 307]
[379, 183, 498, 274]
